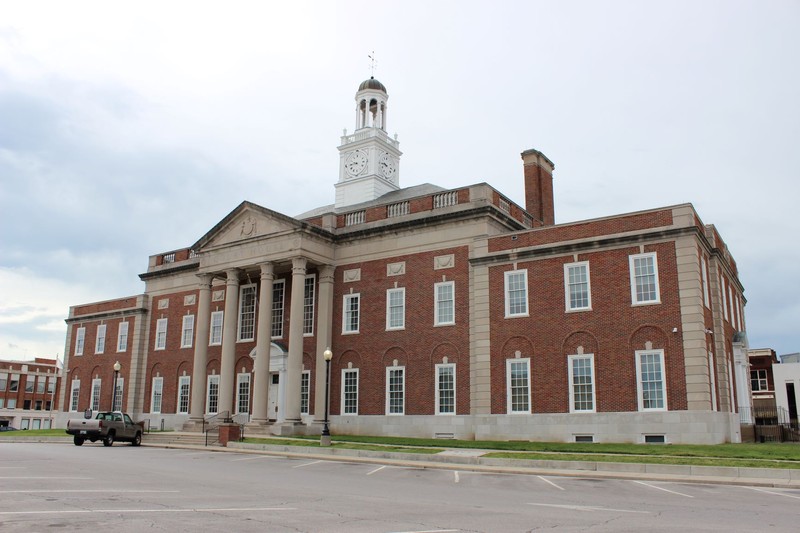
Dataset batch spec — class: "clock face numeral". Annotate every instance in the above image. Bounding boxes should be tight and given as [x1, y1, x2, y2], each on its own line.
[379, 153, 396, 179]
[345, 151, 368, 176]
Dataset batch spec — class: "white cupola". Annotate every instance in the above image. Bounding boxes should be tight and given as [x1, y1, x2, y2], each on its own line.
[335, 77, 403, 209]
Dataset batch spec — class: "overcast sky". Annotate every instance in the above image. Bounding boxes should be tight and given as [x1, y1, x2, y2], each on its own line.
[1, 1, 798, 362]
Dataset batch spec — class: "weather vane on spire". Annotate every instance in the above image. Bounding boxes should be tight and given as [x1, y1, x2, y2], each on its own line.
[368, 51, 377, 77]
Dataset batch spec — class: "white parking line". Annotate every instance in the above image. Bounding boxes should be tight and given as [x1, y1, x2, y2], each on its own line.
[745, 486, 800, 500]
[0, 477, 93, 480]
[230, 455, 275, 462]
[367, 465, 387, 476]
[537, 476, 565, 490]
[0, 507, 296, 516]
[387, 530, 460, 533]
[527, 503, 648, 514]
[454, 471, 460, 483]
[292, 460, 322, 469]
[171, 452, 220, 458]
[0, 490, 179, 494]
[632, 480, 694, 498]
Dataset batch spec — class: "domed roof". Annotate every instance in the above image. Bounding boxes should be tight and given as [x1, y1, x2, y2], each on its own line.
[358, 77, 387, 93]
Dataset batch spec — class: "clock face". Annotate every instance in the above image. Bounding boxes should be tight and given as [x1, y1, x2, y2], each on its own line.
[378, 152, 396, 179]
[345, 150, 368, 177]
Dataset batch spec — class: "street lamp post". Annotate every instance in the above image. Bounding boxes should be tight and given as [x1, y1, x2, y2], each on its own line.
[112, 361, 121, 411]
[320, 348, 333, 447]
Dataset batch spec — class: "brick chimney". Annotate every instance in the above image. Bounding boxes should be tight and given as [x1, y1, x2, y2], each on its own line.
[521, 148, 555, 226]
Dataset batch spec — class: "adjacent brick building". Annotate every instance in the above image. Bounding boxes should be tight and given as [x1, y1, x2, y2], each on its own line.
[58, 77, 749, 443]
[1, 357, 61, 429]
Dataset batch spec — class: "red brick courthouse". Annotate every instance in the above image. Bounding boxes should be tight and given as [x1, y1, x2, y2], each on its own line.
[58, 77, 749, 444]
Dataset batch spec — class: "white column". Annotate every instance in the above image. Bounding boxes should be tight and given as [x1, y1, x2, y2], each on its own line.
[314, 265, 335, 423]
[219, 268, 240, 418]
[284, 257, 307, 423]
[189, 274, 213, 422]
[251, 262, 274, 424]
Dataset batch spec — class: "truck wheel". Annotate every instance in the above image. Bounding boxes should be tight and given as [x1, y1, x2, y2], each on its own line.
[103, 432, 115, 447]
[132, 432, 142, 447]
[73, 436, 84, 446]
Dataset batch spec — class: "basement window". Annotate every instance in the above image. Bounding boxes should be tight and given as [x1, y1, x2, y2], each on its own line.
[574, 435, 594, 443]
[644, 434, 666, 444]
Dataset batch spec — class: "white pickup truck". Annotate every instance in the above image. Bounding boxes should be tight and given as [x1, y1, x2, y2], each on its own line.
[66, 410, 143, 447]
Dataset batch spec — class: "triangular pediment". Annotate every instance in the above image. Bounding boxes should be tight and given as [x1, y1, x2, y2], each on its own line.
[192, 201, 304, 251]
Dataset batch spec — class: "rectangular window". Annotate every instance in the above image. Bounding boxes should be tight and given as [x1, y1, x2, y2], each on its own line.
[300, 370, 310, 415]
[75, 327, 86, 356]
[343, 293, 360, 334]
[70, 379, 80, 412]
[564, 262, 591, 311]
[506, 359, 531, 413]
[636, 350, 667, 411]
[342, 369, 359, 415]
[236, 373, 250, 415]
[708, 351, 718, 411]
[209, 311, 223, 345]
[700, 256, 710, 308]
[750, 369, 768, 392]
[7, 398, 16, 409]
[178, 376, 191, 414]
[117, 321, 129, 352]
[721, 274, 729, 321]
[181, 315, 195, 348]
[36, 377, 45, 394]
[155, 318, 168, 350]
[47, 377, 55, 394]
[434, 281, 455, 326]
[95, 324, 106, 354]
[0, 373, 6, 391]
[728, 286, 735, 325]
[386, 366, 405, 415]
[435, 363, 456, 414]
[206, 375, 220, 414]
[568, 354, 595, 412]
[34, 400, 42, 410]
[504, 270, 529, 317]
[238, 284, 257, 341]
[630, 253, 660, 304]
[271, 280, 285, 338]
[303, 275, 315, 335]
[90, 378, 101, 411]
[25, 378, 34, 393]
[10, 374, 19, 392]
[151, 377, 163, 413]
[386, 288, 405, 330]
[114, 378, 124, 411]
[0, 398, 4, 408]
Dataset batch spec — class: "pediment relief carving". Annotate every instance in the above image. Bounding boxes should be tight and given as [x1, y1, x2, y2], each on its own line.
[202, 209, 298, 249]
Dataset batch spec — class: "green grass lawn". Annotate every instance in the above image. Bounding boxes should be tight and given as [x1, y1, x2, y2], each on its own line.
[0, 429, 66, 437]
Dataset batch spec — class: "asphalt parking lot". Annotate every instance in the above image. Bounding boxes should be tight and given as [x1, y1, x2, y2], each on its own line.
[2, 442, 799, 532]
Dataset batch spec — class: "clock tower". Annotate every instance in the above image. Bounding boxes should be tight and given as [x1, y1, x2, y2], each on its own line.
[335, 77, 402, 209]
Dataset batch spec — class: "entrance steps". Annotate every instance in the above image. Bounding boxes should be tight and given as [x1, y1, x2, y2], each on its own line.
[143, 432, 220, 447]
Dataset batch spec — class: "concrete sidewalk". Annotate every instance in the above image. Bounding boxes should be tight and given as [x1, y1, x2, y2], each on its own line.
[6, 435, 800, 488]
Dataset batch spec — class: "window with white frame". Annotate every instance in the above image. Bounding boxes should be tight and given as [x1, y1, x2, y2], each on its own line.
[300, 370, 310, 414]
[568, 354, 595, 412]
[47, 377, 55, 394]
[504, 270, 529, 317]
[728, 286, 735, 325]
[386, 366, 405, 415]
[629, 253, 660, 304]
[70, 379, 80, 412]
[151, 377, 163, 413]
[90, 378, 102, 411]
[721, 274, 729, 321]
[95, 324, 106, 354]
[181, 315, 195, 348]
[506, 358, 531, 413]
[10, 374, 19, 392]
[0, 373, 5, 391]
[303, 275, 315, 335]
[750, 369, 768, 392]
[343, 293, 360, 334]
[113, 378, 124, 411]
[636, 350, 667, 411]
[238, 284, 257, 341]
[435, 363, 456, 414]
[36, 376, 45, 393]
[434, 281, 455, 326]
[271, 280, 285, 338]
[7, 398, 16, 409]
[75, 327, 86, 356]
[564, 262, 591, 311]
[209, 311, 223, 345]
[117, 322, 129, 352]
[177, 376, 191, 414]
[700, 256, 710, 308]
[25, 378, 33, 393]
[206, 375, 220, 414]
[386, 288, 405, 330]
[342, 368, 358, 415]
[236, 373, 250, 415]
[155, 318, 168, 350]
[708, 351, 718, 411]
